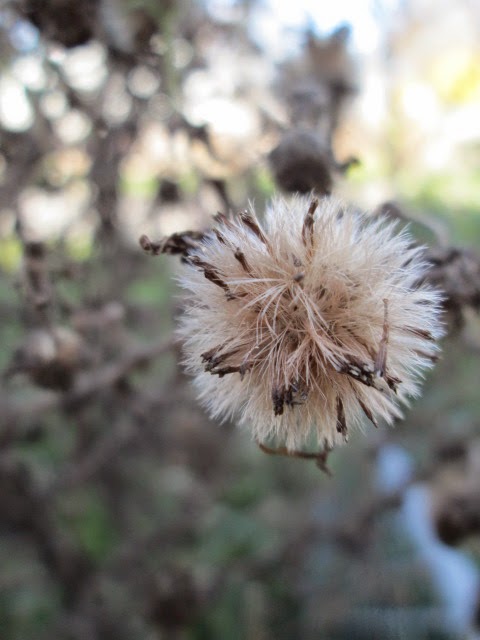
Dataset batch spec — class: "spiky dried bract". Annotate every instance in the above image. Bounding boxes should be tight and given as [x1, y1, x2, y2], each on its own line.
[178, 195, 443, 451]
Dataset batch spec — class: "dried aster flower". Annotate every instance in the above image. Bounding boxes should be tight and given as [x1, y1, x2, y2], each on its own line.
[177, 195, 443, 452]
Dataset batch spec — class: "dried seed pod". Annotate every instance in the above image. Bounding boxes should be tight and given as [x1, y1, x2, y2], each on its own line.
[20, 0, 97, 48]
[177, 195, 444, 451]
[6, 326, 84, 391]
[269, 129, 333, 195]
[434, 491, 480, 547]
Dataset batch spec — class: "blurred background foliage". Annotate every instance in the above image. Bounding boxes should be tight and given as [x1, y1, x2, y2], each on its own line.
[1, 0, 480, 639]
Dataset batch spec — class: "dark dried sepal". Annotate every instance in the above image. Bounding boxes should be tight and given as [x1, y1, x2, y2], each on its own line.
[357, 397, 378, 428]
[187, 256, 230, 294]
[373, 299, 389, 377]
[238, 211, 269, 246]
[272, 382, 308, 416]
[302, 198, 318, 248]
[336, 396, 347, 438]
[234, 248, 253, 275]
[139, 231, 205, 258]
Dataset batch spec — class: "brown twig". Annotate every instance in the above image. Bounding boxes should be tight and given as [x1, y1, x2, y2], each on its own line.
[257, 440, 333, 476]
[0, 338, 175, 438]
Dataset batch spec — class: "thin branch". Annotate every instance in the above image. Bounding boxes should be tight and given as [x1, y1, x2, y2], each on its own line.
[257, 440, 333, 476]
[1, 338, 175, 437]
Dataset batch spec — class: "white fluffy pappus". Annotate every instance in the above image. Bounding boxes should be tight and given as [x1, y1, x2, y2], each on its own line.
[177, 195, 444, 451]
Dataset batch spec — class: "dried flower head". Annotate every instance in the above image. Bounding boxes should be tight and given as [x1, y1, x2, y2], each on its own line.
[269, 129, 333, 195]
[177, 195, 443, 452]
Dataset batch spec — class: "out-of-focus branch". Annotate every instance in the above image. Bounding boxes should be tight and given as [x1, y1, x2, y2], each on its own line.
[375, 200, 451, 246]
[1, 337, 175, 439]
[375, 200, 480, 334]
[0, 456, 93, 607]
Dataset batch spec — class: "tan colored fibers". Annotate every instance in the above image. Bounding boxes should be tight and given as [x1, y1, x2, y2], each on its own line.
[178, 195, 443, 451]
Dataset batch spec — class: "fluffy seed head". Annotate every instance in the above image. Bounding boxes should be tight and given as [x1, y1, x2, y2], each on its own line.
[178, 195, 443, 451]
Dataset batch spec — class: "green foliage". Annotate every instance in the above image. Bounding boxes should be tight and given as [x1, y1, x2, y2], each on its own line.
[199, 506, 273, 564]
[0, 237, 22, 271]
[58, 490, 118, 563]
[0, 587, 59, 640]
